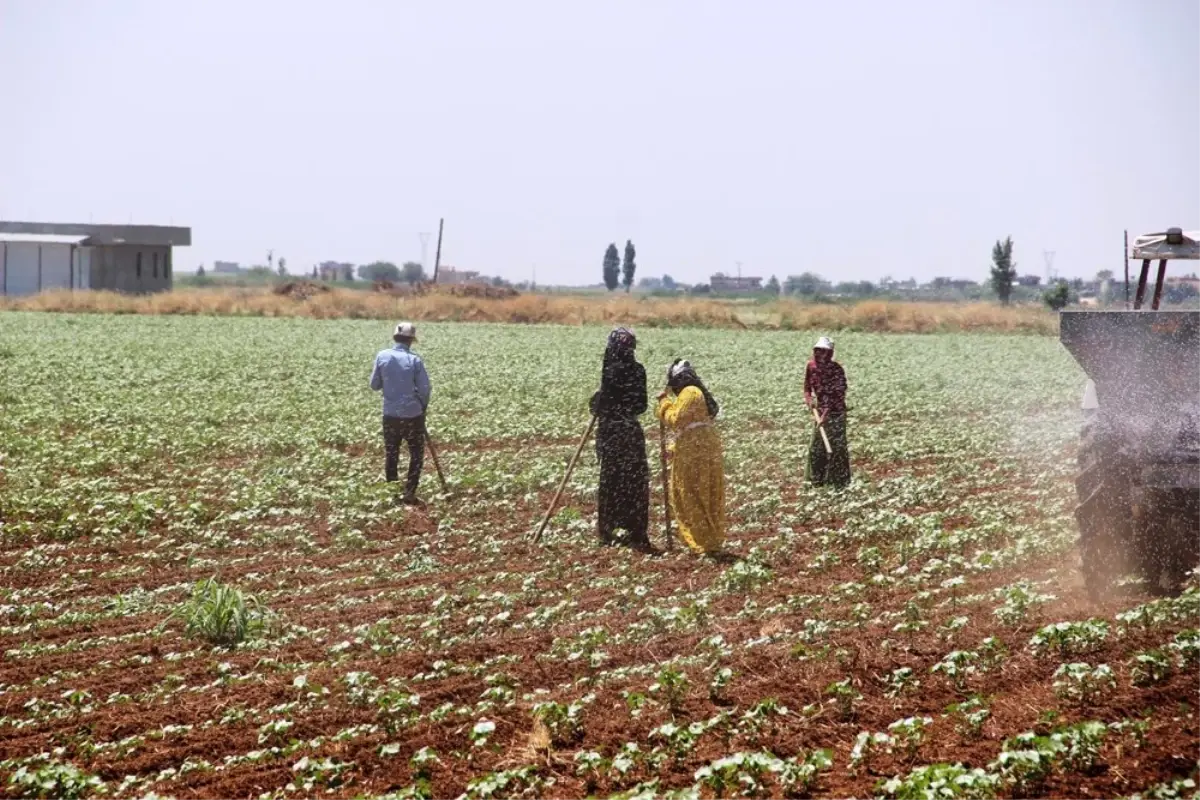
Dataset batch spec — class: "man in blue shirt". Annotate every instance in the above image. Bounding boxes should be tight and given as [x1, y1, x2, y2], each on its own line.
[370, 322, 432, 503]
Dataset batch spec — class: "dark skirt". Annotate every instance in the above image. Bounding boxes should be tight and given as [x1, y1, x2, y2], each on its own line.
[596, 417, 651, 544]
[808, 412, 851, 488]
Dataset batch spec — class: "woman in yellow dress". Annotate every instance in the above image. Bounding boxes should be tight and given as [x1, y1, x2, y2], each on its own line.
[656, 359, 726, 555]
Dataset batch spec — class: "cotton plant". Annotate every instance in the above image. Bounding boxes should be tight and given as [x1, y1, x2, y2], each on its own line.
[1, 316, 1191, 799]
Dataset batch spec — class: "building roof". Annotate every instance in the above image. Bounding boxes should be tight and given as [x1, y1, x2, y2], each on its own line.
[0, 233, 91, 245]
[0, 221, 191, 247]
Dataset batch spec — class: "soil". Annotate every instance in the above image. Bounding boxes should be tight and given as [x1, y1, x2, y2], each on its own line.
[1, 457, 1197, 799]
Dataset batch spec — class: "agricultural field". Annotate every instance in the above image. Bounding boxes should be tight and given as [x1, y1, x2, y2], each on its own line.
[0, 312, 1196, 800]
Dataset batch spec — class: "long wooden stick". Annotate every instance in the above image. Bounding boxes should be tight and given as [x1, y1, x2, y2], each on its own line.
[530, 415, 597, 544]
[811, 406, 833, 455]
[423, 421, 448, 494]
[658, 418, 673, 551]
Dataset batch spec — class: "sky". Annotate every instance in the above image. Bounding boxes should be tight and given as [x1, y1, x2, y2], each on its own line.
[1, 0, 1197, 285]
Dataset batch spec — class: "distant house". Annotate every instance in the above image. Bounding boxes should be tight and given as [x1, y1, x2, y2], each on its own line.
[929, 278, 979, 291]
[437, 266, 483, 285]
[710, 274, 763, 293]
[0, 220, 190, 296]
[319, 261, 355, 281]
[213, 261, 242, 274]
[1166, 275, 1200, 293]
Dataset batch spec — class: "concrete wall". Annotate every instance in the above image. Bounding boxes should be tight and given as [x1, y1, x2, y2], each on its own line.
[0, 242, 91, 295]
[89, 245, 173, 293]
[1, 243, 40, 295]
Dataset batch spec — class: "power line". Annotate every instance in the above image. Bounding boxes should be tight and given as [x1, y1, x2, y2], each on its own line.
[418, 232, 431, 272]
[1043, 250, 1057, 283]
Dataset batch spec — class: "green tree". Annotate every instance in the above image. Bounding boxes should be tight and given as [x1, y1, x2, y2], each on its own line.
[622, 240, 637, 292]
[277, 257, 288, 277]
[990, 236, 1017, 304]
[766, 275, 781, 295]
[603, 244, 620, 291]
[785, 272, 829, 296]
[662, 274, 677, 290]
[835, 280, 877, 297]
[1165, 279, 1199, 305]
[401, 261, 426, 284]
[358, 262, 402, 282]
[1043, 280, 1070, 311]
[1096, 269, 1114, 282]
[196, 265, 206, 277]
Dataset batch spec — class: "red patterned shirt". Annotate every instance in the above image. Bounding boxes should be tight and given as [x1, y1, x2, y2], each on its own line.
[804, 359, 847, 415]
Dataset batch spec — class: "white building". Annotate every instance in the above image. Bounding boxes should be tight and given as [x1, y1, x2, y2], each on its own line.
[436, 266, 483, 285]
[0, 221, 191, 296]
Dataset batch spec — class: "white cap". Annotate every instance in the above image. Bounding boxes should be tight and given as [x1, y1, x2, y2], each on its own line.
[814, 336, 834, 350]
[394, 321, 418, 340]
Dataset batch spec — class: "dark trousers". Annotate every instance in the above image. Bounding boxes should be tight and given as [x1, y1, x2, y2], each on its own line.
[383, 414, 425, 496]
[595, 418, 651, 547]
[808, 412, 851, 488]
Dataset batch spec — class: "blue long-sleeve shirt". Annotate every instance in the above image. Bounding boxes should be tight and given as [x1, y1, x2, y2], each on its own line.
[370, 344, 431, 419]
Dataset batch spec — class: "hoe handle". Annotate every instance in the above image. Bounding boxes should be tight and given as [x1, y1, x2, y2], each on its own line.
[811, 406, 833, 455]
[531, 415, 597, 544]
[423, 421, 449, 494]
[658, 418, 674, 550]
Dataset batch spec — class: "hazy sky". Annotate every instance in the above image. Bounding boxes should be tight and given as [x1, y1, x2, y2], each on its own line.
[2, 0, 1197, 285]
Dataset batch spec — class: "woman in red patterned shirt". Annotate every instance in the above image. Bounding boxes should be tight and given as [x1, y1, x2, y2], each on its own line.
[804, 336, 851, 488]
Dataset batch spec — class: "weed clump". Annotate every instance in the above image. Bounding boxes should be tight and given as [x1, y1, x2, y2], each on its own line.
[167, 576, 273, 645]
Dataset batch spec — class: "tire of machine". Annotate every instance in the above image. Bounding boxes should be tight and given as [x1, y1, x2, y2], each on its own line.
[1074, 409, 1134, 599]
[1138, 488, 1200, 596]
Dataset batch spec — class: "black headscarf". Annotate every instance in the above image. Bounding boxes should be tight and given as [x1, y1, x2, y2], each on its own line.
[666, 358, 720, 419]
[591, 327, 647, 419]
[603, 327, 637, 372]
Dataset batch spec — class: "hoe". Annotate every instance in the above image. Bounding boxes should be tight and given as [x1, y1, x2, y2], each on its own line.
[1061, 227, 1200, 598]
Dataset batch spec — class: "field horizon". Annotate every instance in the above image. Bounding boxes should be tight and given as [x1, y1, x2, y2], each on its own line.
[0, 286, 1062, 336]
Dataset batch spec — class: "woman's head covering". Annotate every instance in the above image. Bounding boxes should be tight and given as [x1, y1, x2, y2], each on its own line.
[603, 326, 637, 371]
[666, 358, 720, 418]
[607, 327, 636, 357]
[813, 335, 834, 362]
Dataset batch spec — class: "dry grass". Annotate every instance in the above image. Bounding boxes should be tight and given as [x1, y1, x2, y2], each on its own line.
[0, 288, 1059, 334]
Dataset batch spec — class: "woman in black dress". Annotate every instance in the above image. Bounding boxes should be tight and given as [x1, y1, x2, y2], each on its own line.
[589, 327, 652, 551]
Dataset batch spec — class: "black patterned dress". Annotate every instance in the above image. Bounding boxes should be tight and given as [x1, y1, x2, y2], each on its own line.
[590, 356, 651, 547]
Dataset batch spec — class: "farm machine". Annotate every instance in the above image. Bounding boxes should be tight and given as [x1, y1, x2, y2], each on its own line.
[1061, 227, 1200, 598]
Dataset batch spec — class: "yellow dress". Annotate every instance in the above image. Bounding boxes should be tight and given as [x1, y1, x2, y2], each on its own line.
[656, 385, 726, 554]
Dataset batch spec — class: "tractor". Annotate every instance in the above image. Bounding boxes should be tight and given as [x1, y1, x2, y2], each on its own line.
[1061, 227, 1200, 598]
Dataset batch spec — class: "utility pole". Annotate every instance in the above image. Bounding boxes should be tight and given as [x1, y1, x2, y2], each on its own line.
[1043, 250, 1057, 284]
[1123, 230, 1130, 308]
[736, 261, 742, 281]
[418, 232, 431, 273]
[432, 218, 444, 284]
